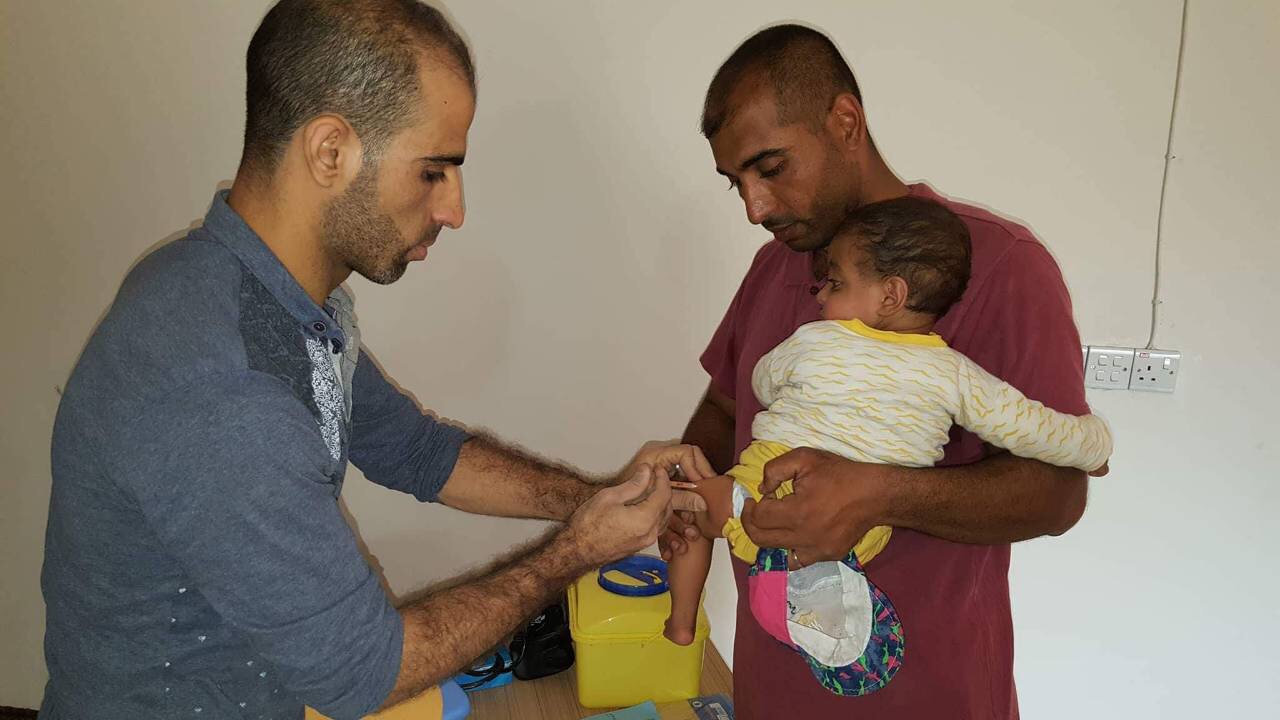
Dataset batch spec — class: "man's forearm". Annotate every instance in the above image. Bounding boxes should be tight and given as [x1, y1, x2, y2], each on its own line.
[436, 435, 600, 521]
[382, 530, 590, 709]
[881, 452, 1089, 544]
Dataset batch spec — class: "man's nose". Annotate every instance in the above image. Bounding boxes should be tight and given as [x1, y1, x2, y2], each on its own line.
[433, 171, 465, 230]
[740, 183, 772, 226]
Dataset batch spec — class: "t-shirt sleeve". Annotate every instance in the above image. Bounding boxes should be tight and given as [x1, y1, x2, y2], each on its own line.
[700, 271, 748, 401]
[348, 347, 471, 502]
[967, 242, 1089, 416]
[952, 353, 1112, 472]
[700, 243, 773, 400]
[114, 370, 402, 719]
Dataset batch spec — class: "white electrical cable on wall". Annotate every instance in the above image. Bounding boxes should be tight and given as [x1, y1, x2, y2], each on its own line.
[1146, 0, 1190, 349]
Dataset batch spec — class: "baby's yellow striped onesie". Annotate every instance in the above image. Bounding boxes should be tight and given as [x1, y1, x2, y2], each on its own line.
[722, 318, 1112, 565]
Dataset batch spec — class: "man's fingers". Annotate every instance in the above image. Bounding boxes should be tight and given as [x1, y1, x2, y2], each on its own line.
[742, 495, 811, 548]
[659, 443, 712, 483]
[672, 489, 708, 514]
[664, 510, 698, 547]
[740, 499, 796, 548]
[759, 448, 808, 495]
[637, 466, 673, 514]
[617, 464, 656, 505]
[683, 446, 716, 482]
[659, 529, 687, 560]
[674, 510, 699, 538]
[740, 494, 799, 532]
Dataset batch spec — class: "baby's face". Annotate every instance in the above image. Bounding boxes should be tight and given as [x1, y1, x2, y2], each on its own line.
[815, 238, 885, 324]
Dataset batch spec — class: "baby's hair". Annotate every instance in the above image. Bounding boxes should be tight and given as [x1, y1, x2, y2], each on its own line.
[833, 196, 972, 317]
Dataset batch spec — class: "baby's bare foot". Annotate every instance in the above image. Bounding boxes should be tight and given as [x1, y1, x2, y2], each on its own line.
[664, 617, 695, 646]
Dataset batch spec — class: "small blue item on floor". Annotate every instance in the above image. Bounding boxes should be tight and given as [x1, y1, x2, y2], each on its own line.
[453, 646, 514, 692]
[439, 679, 471, 720]
[582, 700, 660, 720]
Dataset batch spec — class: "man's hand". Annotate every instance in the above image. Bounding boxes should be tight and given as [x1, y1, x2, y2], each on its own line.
[618, 440, 715, 490]
[618, 442, 710, 563]
[649, 448, 715, 562]
[740, 447, 893, 564]
[564, 465, 675, 567]
[388, 465, 675, 710]
[659, 510, 701, 562]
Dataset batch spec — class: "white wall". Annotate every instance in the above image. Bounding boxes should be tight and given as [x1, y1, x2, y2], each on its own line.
[2, 1, 1276, 716]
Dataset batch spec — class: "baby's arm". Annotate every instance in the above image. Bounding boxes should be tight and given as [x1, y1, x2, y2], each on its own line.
[952, 353, 1112, 472]
[688, 474, 736, 539]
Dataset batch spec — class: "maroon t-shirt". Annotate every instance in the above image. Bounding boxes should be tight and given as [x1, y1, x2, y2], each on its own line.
[700, 183, 1088, 719]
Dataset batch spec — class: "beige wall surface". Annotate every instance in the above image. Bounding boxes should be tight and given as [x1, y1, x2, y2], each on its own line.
[2, 1, 1276, 716]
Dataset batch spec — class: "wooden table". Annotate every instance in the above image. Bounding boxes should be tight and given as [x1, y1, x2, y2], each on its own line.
[467, 642, 733, 720]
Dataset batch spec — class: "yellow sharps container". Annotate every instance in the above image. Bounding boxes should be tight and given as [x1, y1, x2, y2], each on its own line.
[568, 555, 709, 708]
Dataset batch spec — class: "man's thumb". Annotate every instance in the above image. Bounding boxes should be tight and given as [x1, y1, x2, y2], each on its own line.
[617, 464, 655, 505]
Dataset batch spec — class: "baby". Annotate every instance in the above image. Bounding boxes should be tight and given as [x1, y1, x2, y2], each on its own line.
[665, 196, 1112, 696]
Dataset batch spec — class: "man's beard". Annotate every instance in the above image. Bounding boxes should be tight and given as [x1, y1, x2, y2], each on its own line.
[322, 163, 411, 286]
[803, 192, 860, 253]
[780, 149, 861, 254]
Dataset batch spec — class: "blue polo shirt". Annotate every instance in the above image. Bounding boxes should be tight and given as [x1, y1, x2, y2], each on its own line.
[41, 191, 470, 720]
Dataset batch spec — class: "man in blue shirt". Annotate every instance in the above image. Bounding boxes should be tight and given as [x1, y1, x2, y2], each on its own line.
[40, 1, 709, 718]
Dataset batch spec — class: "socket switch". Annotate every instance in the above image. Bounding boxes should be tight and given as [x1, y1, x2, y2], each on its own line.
[1084, 346, 1134, 390]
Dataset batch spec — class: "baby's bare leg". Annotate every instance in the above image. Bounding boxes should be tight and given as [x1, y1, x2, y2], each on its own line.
[664, 531, 712, 645]
[664, 475, 735, 646]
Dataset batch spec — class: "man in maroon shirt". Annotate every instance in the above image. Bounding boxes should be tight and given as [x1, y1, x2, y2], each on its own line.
[664, 25, 1098, 719]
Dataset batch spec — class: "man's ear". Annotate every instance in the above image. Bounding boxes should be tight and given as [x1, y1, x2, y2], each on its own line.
[827, 93, 867, 153]
[880, 275, 911, 317]
[301, 114, 362, 190]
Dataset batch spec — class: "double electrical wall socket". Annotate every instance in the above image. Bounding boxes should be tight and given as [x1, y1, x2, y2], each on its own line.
[1084, 346, 1134, 390]
[1129, 349, 1180, 392]
[1081, 345, 1183, 393]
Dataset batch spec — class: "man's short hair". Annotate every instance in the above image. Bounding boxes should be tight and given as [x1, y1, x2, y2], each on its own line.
[835, 197, 972, 317]
[701, 24, 861, 138]
[241, 0, 475, 177]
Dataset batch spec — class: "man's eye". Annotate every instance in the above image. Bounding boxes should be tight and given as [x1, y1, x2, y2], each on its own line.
[422, 169, 446, 183]
[759, 161, 785, 178]
[725, 178, 739, 191]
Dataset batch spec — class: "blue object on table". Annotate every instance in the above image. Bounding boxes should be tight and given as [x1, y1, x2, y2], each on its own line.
[597, 555, 669, 597]
[453, 645, 514, 692]
[440, 679, 471, 720]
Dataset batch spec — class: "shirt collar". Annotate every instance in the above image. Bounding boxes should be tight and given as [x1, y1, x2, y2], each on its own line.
[200, 190, 350, 352]
[836, 318, 947, 347]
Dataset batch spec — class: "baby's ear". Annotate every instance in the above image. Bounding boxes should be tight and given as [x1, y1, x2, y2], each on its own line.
[881, 275, 911, 315]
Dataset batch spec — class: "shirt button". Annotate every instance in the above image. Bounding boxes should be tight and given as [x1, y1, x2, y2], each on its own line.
[312, 322, 326, 332]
